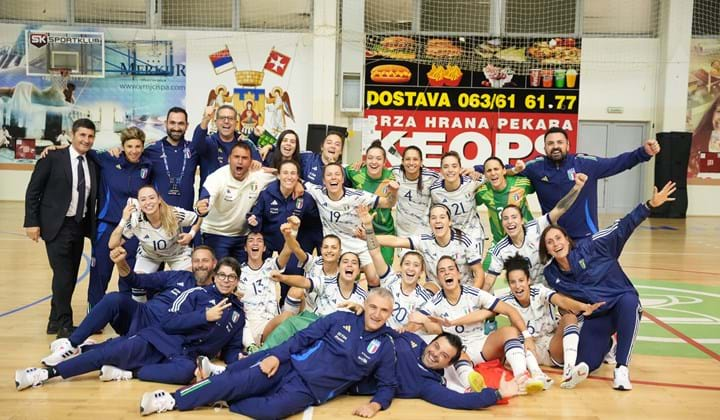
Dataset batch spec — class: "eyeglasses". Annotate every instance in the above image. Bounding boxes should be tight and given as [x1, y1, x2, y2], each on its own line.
[216, 116, 235, 121]
[215, 272, 239, 282]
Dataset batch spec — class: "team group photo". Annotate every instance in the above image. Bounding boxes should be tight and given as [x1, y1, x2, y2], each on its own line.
[0, 1, 718, 419]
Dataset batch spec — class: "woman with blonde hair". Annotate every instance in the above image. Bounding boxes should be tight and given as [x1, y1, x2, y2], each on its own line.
[109, 184, 200, 274]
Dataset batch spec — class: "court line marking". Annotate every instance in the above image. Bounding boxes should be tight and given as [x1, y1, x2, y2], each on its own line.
[644, 310, 720, 362]
[544, 367, 720, 391]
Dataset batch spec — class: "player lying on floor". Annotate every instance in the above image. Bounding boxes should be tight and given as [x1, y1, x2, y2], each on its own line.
[411, 256, 548, 394]
[139, 287, 398, 419]
[15, 257, 245, 390]
[350, 332, 525, 410]
[40, 245, 217, 367]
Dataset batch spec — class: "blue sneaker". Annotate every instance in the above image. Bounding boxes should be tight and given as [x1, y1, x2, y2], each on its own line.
[484, 318, 498, 335]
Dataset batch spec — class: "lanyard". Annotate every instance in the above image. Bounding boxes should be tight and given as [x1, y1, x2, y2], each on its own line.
[160, 139, 188, 183]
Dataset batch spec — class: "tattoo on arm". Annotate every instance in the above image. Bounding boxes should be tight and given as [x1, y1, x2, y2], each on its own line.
[365, 227, 380, 251]
[556, 185, 582, 211]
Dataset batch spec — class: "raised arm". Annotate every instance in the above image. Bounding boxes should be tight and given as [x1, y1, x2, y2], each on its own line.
[376, 181, 399, 209]
[269, 270, 311, 290]
[277, 216, 302, 269]
[590, 139, 659, 179]
[357, 204, 390, 277]
[108, 200, 135, 249]
[376, 234, 411, 249]
[547, 172, 587, 224]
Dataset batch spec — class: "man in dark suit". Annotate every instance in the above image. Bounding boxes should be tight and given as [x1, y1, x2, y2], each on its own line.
[24, 118, 98, 338]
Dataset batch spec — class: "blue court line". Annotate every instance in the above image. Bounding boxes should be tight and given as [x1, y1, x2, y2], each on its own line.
[0, 230, 91, 318]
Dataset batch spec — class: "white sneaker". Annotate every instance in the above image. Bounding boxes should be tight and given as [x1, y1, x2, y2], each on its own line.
[197, 355, 226, 379]
[613, 365, 632, 391]
[49, 338, 71, 353]
[99, 365, 133, 381]
[42, 341, 80, 367]
[140, 390, 176, 416]
[519, 373, 545, 395]
[15, 367, 49, 391]
[532, 372, 554, 390]
[561, 362, 589, 389]
[604, 336, 617, 365]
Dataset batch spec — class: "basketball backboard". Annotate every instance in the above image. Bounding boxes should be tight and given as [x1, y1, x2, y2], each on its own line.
[25, 30, 105, 77]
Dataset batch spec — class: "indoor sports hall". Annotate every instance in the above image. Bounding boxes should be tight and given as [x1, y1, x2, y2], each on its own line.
[0, 1, 718, 418]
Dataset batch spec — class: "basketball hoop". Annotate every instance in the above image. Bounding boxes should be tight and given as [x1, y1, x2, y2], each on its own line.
[48, 67, 71, 92]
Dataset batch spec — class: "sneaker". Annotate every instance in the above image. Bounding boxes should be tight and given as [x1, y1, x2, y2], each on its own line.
[519, 373, 545, 395]
[604, 335, 617, 365]
[468, 371, 486, 392]
[561, 362, 589, 389]
[15, 367, 49, 391]
[613, 365, 632, 391]
[140, 390, 176, 416]
[197, 356, 226, 379]
[49, 337, 71, 353]
[41, 341, 80, 367]
[99, 365, 133, 381]
[532, 372, 554, 390]
[484, 318, 498, 335]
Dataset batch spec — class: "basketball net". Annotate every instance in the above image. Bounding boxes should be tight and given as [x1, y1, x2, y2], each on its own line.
[48, 68, 71, 92]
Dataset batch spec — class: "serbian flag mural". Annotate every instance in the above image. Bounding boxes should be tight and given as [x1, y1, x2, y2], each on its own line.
[264, 49, 291, 76]
[209, 47, 235, 74]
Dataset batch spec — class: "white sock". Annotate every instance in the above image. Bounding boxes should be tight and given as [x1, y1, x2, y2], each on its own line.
[282, 296, 301, 314]
[453, 360, 474, 389]
[525, 350, 543, 377]
[504, 338, 528, 378]
[562, 325, 580, 377]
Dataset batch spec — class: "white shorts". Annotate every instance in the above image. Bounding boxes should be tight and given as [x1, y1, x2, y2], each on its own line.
[134, 253, 192, 273]
[245, 317, 271, 345]
[463, 335, 489, 364]
[533, 334, 557, 367]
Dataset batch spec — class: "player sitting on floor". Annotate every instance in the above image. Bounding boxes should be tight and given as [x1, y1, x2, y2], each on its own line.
[499, 254, 605, 387]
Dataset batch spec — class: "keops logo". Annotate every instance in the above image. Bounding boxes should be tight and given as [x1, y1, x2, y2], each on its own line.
[29, 33, 48, 48]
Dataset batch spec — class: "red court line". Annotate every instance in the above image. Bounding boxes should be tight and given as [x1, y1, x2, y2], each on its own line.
[624, 265, 720, 276]
[543, 368, 720, 391]
[643, 310, 720, 362]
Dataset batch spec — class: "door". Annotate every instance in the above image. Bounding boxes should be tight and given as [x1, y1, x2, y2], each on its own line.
[577, 121, 648, 215]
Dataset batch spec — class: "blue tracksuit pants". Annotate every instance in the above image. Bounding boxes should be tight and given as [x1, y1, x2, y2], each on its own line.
[69, 292, 140, 348]
[88, 222, 138, 306]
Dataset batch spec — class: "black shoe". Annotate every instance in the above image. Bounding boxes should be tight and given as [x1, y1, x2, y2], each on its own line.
[56, 326, 77, 339]
[46, 322, 59, 335]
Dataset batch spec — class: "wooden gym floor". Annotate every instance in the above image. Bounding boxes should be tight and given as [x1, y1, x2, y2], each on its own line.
[0, 200, 718, 419]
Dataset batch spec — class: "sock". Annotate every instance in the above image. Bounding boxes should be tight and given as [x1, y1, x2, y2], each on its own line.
[562, 324, 580, 377]
[525, 350, 543, 377]
[504, 338, 527, 378]
[283, 296, 301, 314]
[453, 360, 474, 389]
[44, 367, 59, 379]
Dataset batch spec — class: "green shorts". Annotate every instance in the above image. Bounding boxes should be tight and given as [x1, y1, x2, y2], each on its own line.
[260, 310, 320, 350]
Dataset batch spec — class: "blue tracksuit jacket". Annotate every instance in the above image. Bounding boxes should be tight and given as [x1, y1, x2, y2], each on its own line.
[268, 310, 397, 409]
[92, 151, 153, 224]
[144, 137, 199, 211]
[247, 180, 318, 253]
[191, 125, 261, 189]
[521, 148, 651, 239]
[353, 332, 501, 409]
[543, 203, 649, 314]
[139, 284, 245, 363]
[120, 270, 202, 334]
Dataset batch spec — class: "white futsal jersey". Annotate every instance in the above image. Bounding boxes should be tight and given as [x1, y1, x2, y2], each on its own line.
[122, 206, 198, 260]
[500, 285, 559, 339]
[307, 276, 368, 317]
[487, 214, 551, 286]
[430, 176, 486, 244]
[392, 166, 439, 237]
[379, 269, 434, 329]
[419, 285, 499, 343]
[304, 183, 378, 254]
[238, 257, 282, 324]
[409, 229, 483, 286]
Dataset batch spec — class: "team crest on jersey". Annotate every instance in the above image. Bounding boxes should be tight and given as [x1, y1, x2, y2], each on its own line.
[231, 310, 240, 323]
[251, 182, 258, 192]
[566, 168, 576, 181]
[140, 168, 149, 179]
[296, 198, 303, 209]
[367, 338, 381, 354]
[512, 192, 520, 202]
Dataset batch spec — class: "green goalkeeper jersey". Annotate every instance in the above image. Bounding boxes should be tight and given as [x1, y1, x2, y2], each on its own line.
[345, 166, 396, 234]
[475, 175, 534, 242]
